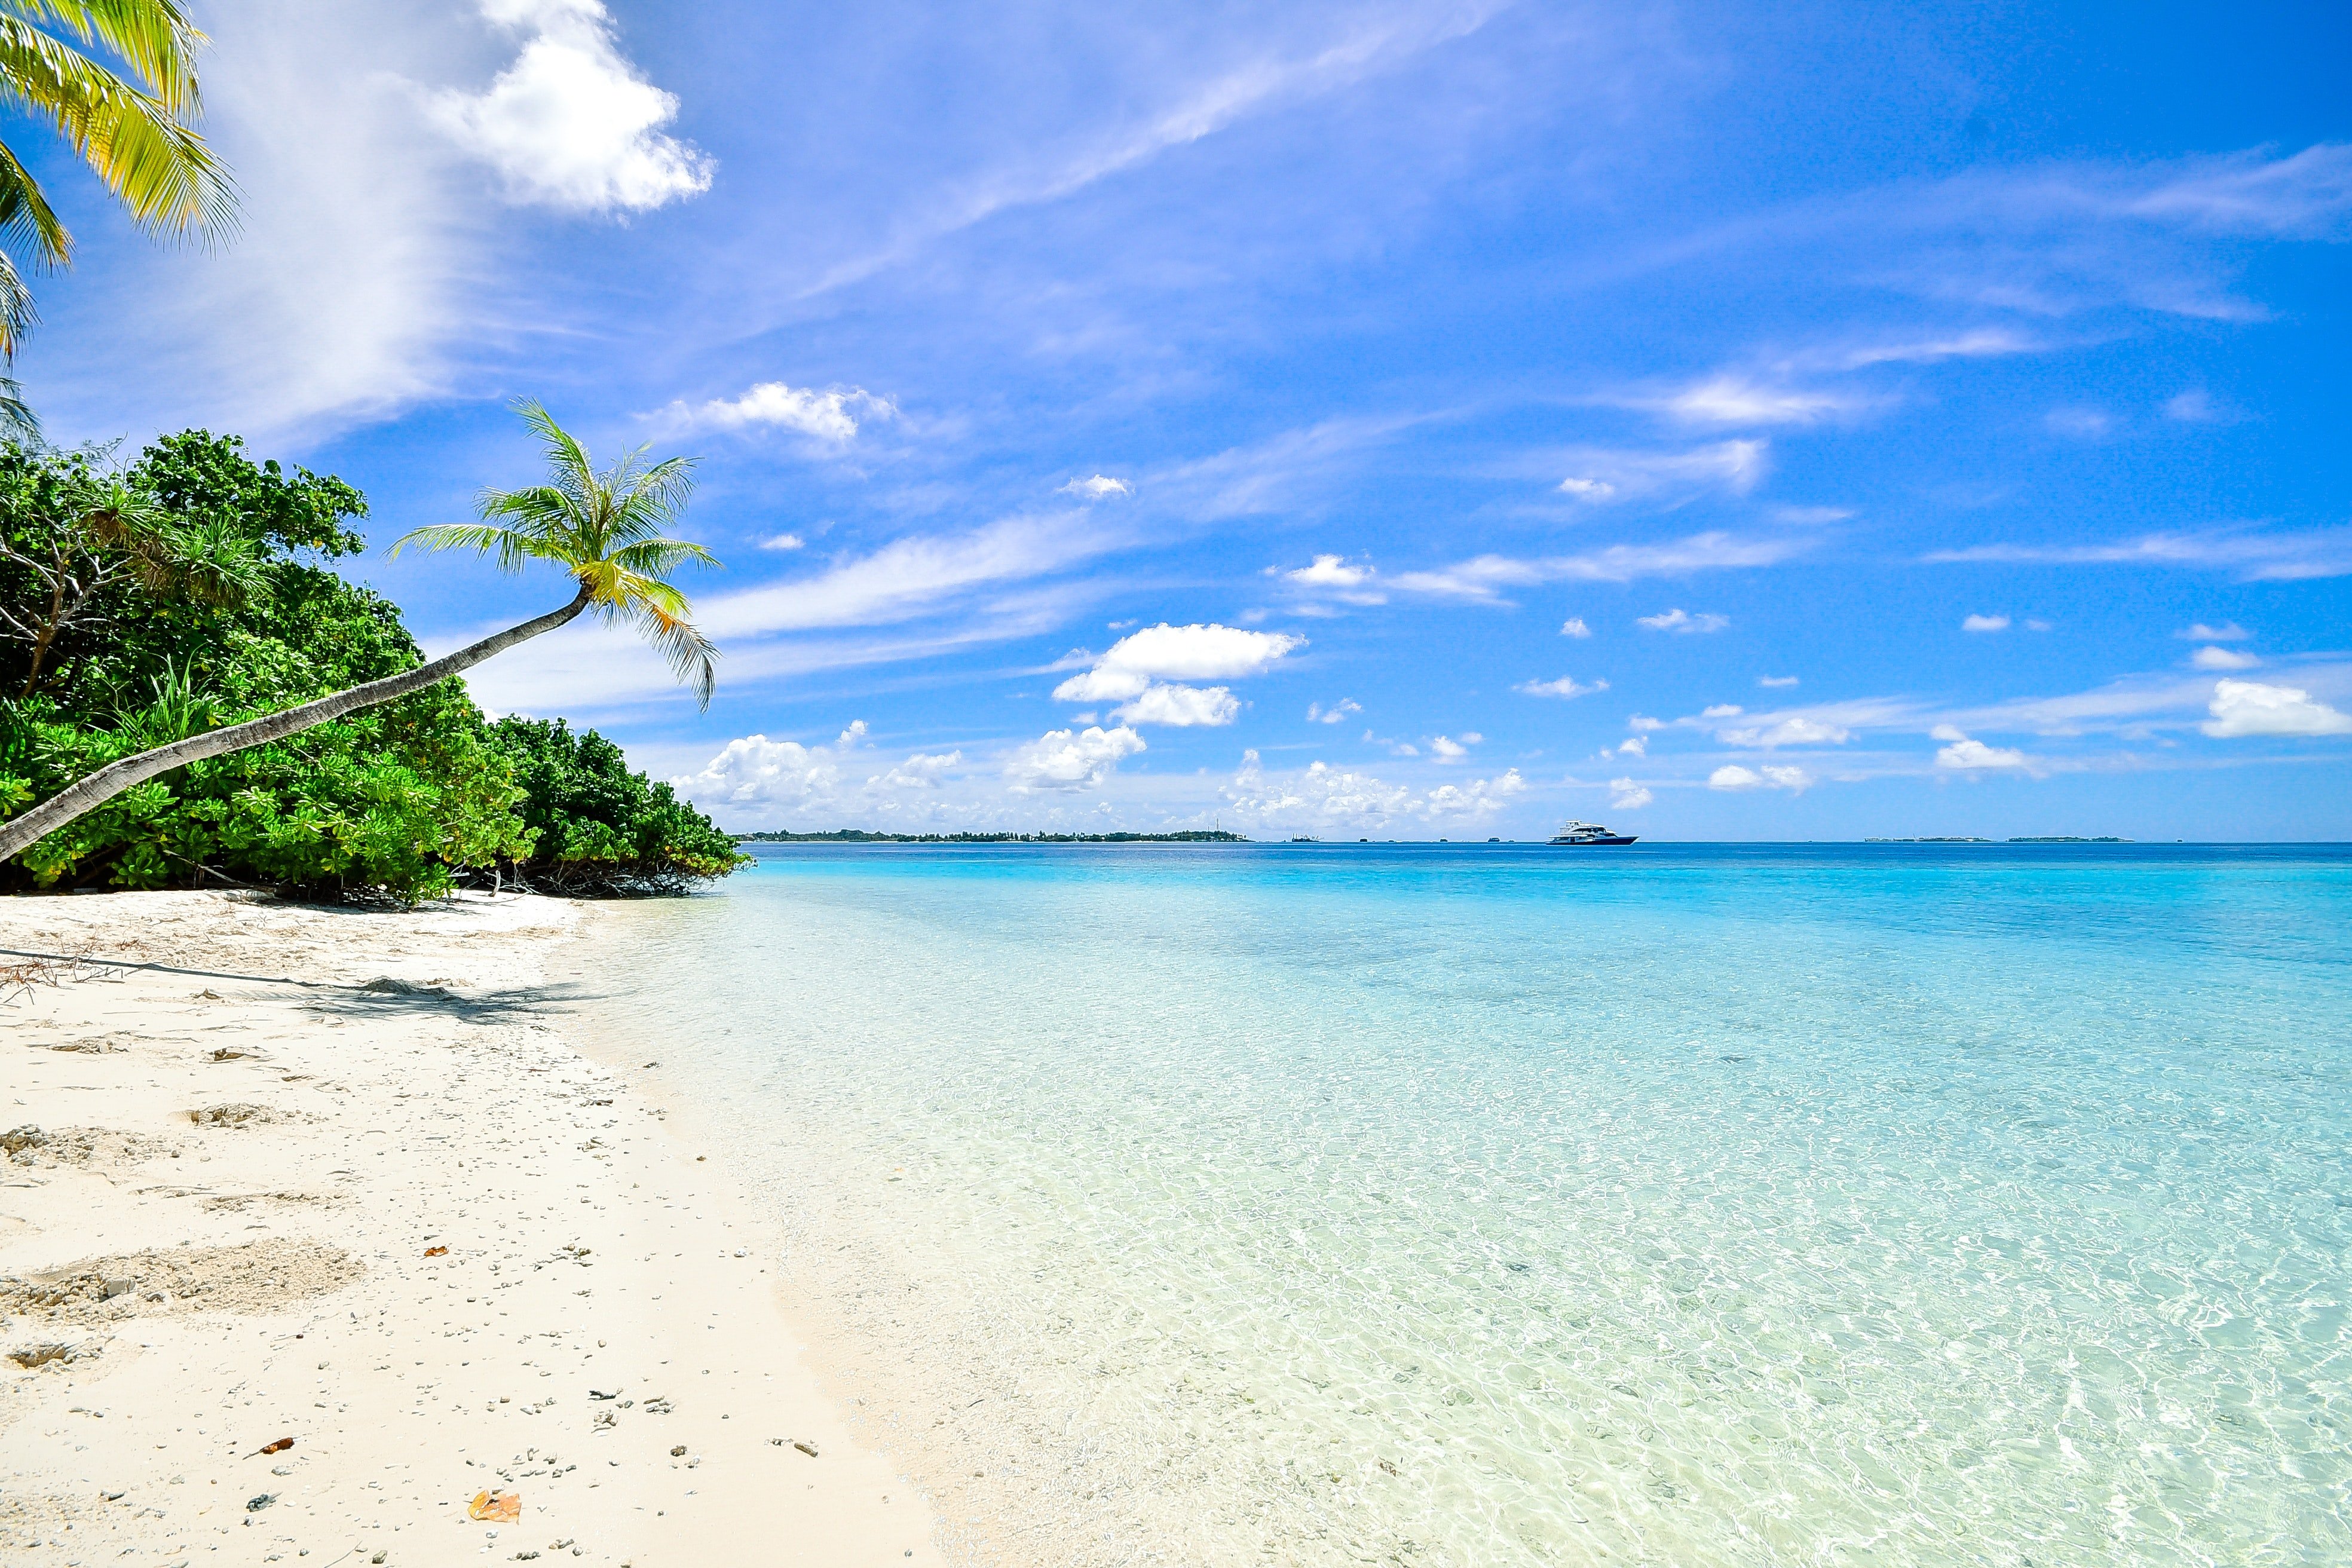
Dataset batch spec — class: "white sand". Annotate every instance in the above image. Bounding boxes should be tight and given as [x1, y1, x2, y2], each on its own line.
[0, 890, 938, 1567]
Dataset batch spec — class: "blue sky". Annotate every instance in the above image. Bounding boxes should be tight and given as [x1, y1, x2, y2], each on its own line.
[18, 0, 2352, 838]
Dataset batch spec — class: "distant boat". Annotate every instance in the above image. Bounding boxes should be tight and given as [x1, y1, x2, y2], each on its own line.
[1549, 819, 1637, 846]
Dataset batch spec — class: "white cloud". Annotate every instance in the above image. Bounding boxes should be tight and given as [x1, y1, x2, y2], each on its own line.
[1307, 698, 1362, 724]
[1719, 716, 1851, 748]
[1759, 674, 1799, 688]
[2201, 680, 2352, 738]
[1516, 676, 1607, 699]
[2191, 645, 2261, 671]
[1059, 474, 1133, 500]
[1608, 778, 1653, 810]
[1962, 613, 2011, 632]
[1832, 329, 2040, 368]
[1425, 770, 1526, 816]
[1005, 725, 1148, 791]
[1614, 736, 1647, 757]
[1393, 534, 1799, 605]
[1708, 764, 1812, 792]
[1560, 617, 1592, 638]
[2045, 406, 2113, 438]
[1111, 684, 1241, 727]
[1638, 608, 1729, 634]
[673, 721, 870, 808]
[1053, 622, 1304, 708]
[1662, 375, 1861, 427]
[1541, 440, 1769, 506]
[1224, 751, 1418, 829]
[427, 0, 713, 212]
[2180, 621, 2249, 641]
[757, 532, 806, 552]
[870, 750, 963, 789]
[2163, 389, 2238, 424]
[1927, 526, 2352, 581]
[1429, 735, 1470, 761]
[1934, 728, 2032, 769]
[1701, 704, 1744, 718]
[1285, 554, 1374, 588]
[662, 382, 893, 441]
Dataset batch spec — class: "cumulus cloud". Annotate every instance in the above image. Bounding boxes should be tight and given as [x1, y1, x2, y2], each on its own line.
[2201, 679, 2352, 738]
[1113, 684, 1241, 727]
[1613, 736, 1647, 757]
[2191, 645, 2260, 670]
[427, 0, 713, 212]
[1307, 698, 1362, 724]
[1560, 617, 1592, 638]
[1004, 725, 1148, 791]
[1719, 716, 1851, 748]
[869, 750, 962, 789]
[1609, 778, 1653, 810]
[662, 382, 894, 441]
[1638, 608, 1729, 634]
[1429, 734, 1471, 761]
[1225, 750, 1417, 828]
[757, 532, 805, 551]
[673, 721, 869, 808]
[1558, 477, 1616, 501]
[1962, 613, 2011, 632]
[1425, 770, 1526, 816]
[2180, 621, 2250, 641]
[1053, 622, 1303, 725]
[1059, 474, 1132, 500]
[1516, 675, 1607, 699]
[1708, 764, 1812, 792]
[1932, 725, 2032, 770]
[1702, 704, 1744, 718]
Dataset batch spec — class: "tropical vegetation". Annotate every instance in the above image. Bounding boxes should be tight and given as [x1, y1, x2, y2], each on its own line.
[0, 428, 741, 901]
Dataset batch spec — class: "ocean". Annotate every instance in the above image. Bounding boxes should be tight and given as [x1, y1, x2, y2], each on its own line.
[571, 842, 2352, 1566]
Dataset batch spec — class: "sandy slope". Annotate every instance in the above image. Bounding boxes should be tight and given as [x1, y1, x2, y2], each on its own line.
[0, 890, 937, 1567]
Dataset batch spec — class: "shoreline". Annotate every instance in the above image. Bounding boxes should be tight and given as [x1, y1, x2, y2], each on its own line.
[0, 889, 936, 1566]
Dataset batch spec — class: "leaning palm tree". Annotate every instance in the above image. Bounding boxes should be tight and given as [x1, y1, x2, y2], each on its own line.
[0, 400, 720, 864]
[0, 0, 237, 430]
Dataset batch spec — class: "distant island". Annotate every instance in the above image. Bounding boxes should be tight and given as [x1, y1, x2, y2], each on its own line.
[736, 829, 1250, 844]
[1866, 836, 2133, 844]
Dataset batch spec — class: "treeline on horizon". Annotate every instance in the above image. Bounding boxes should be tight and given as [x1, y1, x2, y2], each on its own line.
[0, 434, 742, 902]
[739, 829, 1251, 844]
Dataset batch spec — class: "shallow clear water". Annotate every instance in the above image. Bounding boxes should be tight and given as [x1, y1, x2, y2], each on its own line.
[576, 843, 2352, 1566]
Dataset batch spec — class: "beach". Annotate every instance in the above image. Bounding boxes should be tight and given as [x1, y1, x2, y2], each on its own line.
[0, 889, 930, 1567]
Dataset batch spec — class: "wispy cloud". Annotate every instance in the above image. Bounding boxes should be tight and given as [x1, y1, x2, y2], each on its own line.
[1058, 474, 1134, 500]
[1516, 675, 1607, 699]
[1552, 440, 1769, 503]
[1926, 526, 2352, 581]
[1637, 607, 1729, 634]
[1391, 532, 1806, 604]
[804, 2, 1513, 296]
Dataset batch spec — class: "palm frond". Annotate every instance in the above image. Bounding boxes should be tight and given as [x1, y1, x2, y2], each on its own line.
[630, 599, 718, 709]
[6, 0, 207, 112]
[0, 139, 70, 272]
[0, 17, 235, 240]
[0, 373, 35, 440]
[607, 535, 718, 578]
[391, 521, 558, 577]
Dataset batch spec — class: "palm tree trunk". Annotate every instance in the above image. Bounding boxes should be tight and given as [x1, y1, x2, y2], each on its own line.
[0, 583, 595, 868]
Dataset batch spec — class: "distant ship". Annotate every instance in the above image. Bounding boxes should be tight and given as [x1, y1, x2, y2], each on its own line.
[1549, 819, 1637, 846]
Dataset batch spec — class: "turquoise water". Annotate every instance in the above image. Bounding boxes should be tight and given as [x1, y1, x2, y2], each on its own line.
[578, 844, 2352, 1566]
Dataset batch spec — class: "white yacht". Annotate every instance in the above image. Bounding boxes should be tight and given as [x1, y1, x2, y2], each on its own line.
[1548, 819, 1637, 846]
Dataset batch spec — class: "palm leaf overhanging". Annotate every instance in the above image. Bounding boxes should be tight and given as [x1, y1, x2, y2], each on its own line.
[394, 399, 722, 707]
[0, 0, 234, 363]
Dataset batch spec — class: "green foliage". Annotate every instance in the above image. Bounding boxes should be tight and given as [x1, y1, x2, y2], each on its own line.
[0, 431, 738, 903]
[490, 716, 747, 896]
